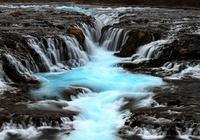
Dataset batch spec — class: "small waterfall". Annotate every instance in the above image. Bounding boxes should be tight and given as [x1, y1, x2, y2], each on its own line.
[0, 64, 6, 93]
[1, 54, 39, 83]
[0, 79, 5, 93]
[163, 62, 200, 80]
[0, 123, 41, 140]
[132, 38, 173, 64]
[95, 14, 113, 26]
[77, 16, 106, 53]
[100, 27, 129, 51]
[26, 36, 52, 72]
[26, 35, 90, 72]
[3, 54, 31, 75]
[79, 16, 105, 43]
[61, 36, 89, 68]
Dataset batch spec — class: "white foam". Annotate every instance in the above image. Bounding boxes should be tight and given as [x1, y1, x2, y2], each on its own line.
[35, 46, 163, 140]
[125, 126, 165, 140]
[132, 39, 173, 64]
[55, 5, 92, 15]
[28, 100, 69, 111]
[165, 64, 200, 80]
[0, 4, 50, 10]
[0, 123, 41, 140]
[0, 80, 6, 94]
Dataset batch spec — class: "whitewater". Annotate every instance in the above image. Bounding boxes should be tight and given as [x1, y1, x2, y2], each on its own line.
[34, 38, 163, 140]
[0, 5, 164, 140]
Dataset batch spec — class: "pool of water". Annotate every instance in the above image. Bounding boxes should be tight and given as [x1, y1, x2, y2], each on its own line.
[33, 45, 163, 140]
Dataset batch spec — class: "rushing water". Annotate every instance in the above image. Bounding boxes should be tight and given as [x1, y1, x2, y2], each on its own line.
[34, 44, 163, 140]
[0, 4, 165, 140]
[29, 4, 164, 140]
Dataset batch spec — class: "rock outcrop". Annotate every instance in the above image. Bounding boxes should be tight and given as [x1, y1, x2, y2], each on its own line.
[98, 7, 200, 139]
[61, 86, 93, 101]
[1, 0, 200, 9]
[0, 7, 94, 85]
[0, 4, 95, 132]
[99, 7, 200, 80]
[119, 81, 200, 139]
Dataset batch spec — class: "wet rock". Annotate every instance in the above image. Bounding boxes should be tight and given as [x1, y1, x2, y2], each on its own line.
[120, 81, 200, 139]
[109, 8, 200, 80]
[2, 54, 40, 85]
[166, 125, 178, 137]
[115, 30, 162, 57]
[0, 8, 94, 85]
[0, 86, 78, 128]
[9, 11, 25, 17]
[61, 86, 93, 100]
[0, 7, 96, 133]
[168, 34, 200, 60]
[67, 26, 85, 47]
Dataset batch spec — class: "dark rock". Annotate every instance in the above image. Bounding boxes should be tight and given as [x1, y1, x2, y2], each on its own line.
[110, 8, 200, 80]
[166, 125, 178, 137]
[115, 30, 162, 57]
[2, 54, 40, 85]
[0, 7, 94, 130]
[0, 87, 78, 128]
[67, 26, 85, 47]
[9, 11, 25, 17]
[120, 81, 200, 139]
[61, 86, 92, 100]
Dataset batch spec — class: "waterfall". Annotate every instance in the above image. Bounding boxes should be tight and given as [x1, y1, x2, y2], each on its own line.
[100, 27, 129, 51]
[132, 38, 173, 64]
[0, 79, 5, 93]
[79, 15, 105, 43]
[0, 64, 6, 93]
[26, 35, 90, 72]
[30, 6, 164, 140]
[61, 36, 89, 68]
[26, 36, 52, 72]
[0, 123, 41, 140]
[163, 62, 200, 80]
[1, 54, 39, 84]
[3, 54, 31, 75]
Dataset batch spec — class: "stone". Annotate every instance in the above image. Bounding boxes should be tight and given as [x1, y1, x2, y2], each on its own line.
[67, 26, 85, 47]
[61, 86, 93, 101]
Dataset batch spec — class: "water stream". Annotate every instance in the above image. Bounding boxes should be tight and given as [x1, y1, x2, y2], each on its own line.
[0, 4, 164, 140]
[34, 36, 163, 140]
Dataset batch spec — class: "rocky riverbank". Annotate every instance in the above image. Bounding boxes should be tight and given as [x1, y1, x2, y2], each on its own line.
[0, 3, 199, 140]
[0, 0, 200, 9]
[100, 6, 200, 140]
[0, 5, 96, 139]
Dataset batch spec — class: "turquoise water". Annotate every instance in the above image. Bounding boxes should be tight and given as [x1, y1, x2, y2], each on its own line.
[34, 45, 163, 140]
[31, 5, 163, 140]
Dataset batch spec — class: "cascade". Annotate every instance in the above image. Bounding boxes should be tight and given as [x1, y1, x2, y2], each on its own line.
[0, 4, 176, 140]
[100, 27, 129, 51]
[132, 38, 173, 63]
[26, 35, 91, 72]
[31, 6, 163, 140]
[26, 36, 52, 72]
[3, 54, 31, 75]
[0, 65, 6, 93]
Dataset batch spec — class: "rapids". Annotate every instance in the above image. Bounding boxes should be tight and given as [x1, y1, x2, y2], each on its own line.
[0, 4, 165, 140]
[33, 18, 163, 139]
